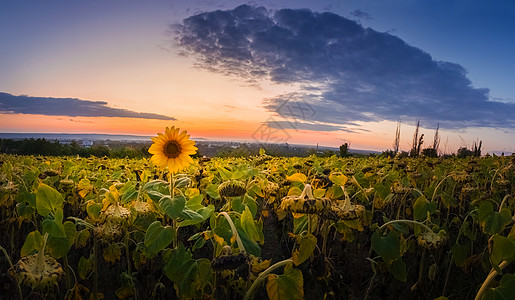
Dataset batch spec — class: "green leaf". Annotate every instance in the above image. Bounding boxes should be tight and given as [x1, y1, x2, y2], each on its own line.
[451, 242, 468, 267]
[478, 202, 511, 235]
[120, 181, 138, 204]
[371, 231, 401, 264]
[236, 223, 261, 256]
[313, 188, 326, 198]
[287, 186, 303, 197]
[163, 244, 198, 298]
[75, 229, 90, 248]
[413, 196, 437, 221]
[292, 233, 317, 266]
[329, 173, 348, 186]
[21, 231, 44, 257]
[206, 184, 220, 200]
[86, 201, 103, 220]
[287, 173, 307, 183]
[16, 202, 35, 219]
[144, 221, 175, 258]
[180, 205, 214, 227]
[266, 263, 304, 300]
[46, 221, 77, 259]
[36, 183, 64, 217]
[293, 215, 308, 235]
[387, 258, 407, 282]
[42, 208, 66, 238]
[175, 176, 191, 189]
[490, 235, 515, 265]
[241, 206, 262, 243]
[259, 148, 266, 156]
[78, 256, 93, 280]
[484, 273, 515, 300]
[217, 167, 233, 181]
[185, 194, 204, 211]
[159, 195, 186, 219]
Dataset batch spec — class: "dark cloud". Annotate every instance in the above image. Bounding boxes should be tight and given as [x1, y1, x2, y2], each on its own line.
[0, 92, 175, 120]
[266, 119, 354, 132]
[173, 5, 515, 130]
[350, 9, 372, 20]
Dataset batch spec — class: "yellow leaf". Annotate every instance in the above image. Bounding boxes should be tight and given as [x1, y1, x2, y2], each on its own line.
[213, 233, 225, 247]
[252, 259, 271, 274]
[287, 173, 307, 183]
[329, 173, 348, 186]
[103, 243, 122, 263]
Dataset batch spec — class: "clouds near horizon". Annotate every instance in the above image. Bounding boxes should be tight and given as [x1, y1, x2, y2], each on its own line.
[0, 92, 176, 120]
[173, 5, 515, 130]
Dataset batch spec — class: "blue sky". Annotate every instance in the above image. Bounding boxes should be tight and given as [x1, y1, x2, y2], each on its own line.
[0, 0, 513, 153]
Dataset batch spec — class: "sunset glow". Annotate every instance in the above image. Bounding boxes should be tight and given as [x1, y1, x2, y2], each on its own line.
[1, 0, 514, 154]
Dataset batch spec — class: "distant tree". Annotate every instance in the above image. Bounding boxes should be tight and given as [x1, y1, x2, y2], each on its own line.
[457, 147, 474, 158]
[421, 147, 438, 158]
[339, 143, 349, 157]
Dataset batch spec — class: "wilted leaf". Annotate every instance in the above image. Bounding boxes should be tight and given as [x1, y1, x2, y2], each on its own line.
[103, 243, 122, 263]
[78, 256, 93, 280]
[292, 233, 317, 266]
[266, 263, 304, 300]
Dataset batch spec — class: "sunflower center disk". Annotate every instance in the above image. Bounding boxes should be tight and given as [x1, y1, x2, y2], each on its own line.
[164, 141, 181, 158]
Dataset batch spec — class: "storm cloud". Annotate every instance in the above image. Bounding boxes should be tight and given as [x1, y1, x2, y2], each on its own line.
[0, 92, 175, 120]
[173, 5, 515, 129]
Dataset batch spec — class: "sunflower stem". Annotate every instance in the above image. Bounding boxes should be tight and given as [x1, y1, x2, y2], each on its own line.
[379, 219, 432, 233]
[243, 258, 294, 300]
[218, 212, 246, 253]
[169, 172, 178, 249]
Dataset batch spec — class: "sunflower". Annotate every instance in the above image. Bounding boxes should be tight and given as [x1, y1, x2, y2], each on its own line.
[149, 127, 197, 173]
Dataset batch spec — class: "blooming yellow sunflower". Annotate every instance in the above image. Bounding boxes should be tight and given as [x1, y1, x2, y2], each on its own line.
[148, 127, 197, 173]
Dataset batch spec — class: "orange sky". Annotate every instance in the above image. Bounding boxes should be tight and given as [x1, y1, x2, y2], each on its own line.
[1, 1, 513, 154]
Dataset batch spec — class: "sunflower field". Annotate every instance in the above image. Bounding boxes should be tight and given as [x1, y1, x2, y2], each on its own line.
[0, 147, 514, 299]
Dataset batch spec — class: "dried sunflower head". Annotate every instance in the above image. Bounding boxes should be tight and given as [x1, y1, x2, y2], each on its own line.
[94, 221, 123, 240]
[280, 184, 331, 214]
[104, 203, 131, 224]
[9, 234, 64, 291]
[211, 247, 248, 271]
[330, 204, 366, 221]
[59, 179, 75, 189]
[218, 180, 247, 198]
[417, 230, 447, 250]
[43, 169, 60, 177]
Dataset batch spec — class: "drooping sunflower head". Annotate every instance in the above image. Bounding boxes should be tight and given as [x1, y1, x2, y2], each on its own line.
[149, 127, 197, 173]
